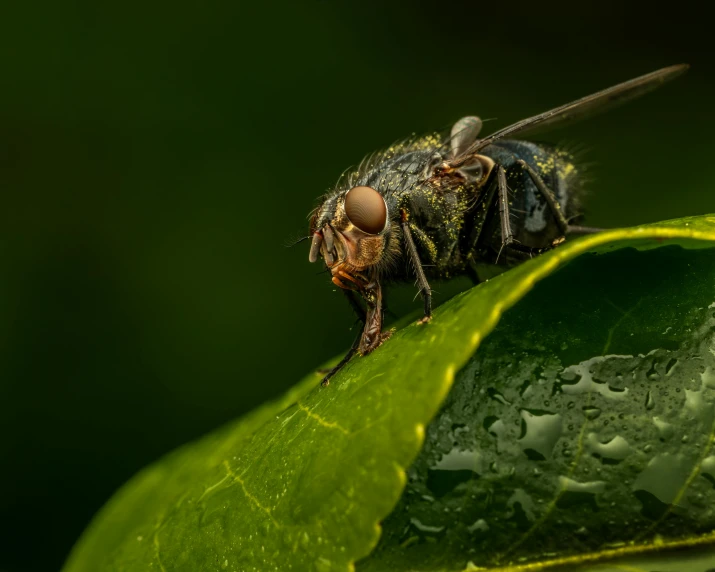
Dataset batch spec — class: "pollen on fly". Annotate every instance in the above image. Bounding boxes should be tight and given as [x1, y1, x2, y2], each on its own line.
[306, 65, 689, 386]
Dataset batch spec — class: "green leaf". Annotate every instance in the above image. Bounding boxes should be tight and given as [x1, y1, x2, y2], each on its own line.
[63, 215, 715, 572]
[362, 241, 715, 572]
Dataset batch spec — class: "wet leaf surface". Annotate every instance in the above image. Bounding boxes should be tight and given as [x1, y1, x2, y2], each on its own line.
[360, 246, 715, 571]
[63, 216, 715, 572]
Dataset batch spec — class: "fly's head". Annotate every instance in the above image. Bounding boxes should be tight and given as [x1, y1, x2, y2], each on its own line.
[309, 185, 392, 291]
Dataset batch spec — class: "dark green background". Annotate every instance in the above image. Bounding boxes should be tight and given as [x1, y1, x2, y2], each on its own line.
[1, 1, 713, 570]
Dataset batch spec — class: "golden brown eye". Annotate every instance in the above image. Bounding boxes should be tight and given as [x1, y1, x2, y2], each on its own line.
[344, 186, 387, 234]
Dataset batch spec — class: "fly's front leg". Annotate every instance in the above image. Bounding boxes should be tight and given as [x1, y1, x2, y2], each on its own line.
[358, 278, 391, 355]
[320, 329, 362, 387]
[320, 289, 365, 386]
[342, 287, 366, 323]
[400, 209, 432, 324]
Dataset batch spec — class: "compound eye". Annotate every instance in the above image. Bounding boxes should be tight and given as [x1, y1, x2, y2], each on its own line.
[344, 186, 387, 234]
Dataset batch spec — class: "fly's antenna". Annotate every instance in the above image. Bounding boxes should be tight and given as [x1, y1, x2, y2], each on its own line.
[284, 235, 313, 248]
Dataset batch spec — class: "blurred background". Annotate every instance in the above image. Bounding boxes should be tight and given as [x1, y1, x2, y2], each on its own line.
[1, 1, 713, 570]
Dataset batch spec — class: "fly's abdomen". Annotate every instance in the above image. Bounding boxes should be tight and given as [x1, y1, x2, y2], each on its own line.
[484, 140, 582, 250]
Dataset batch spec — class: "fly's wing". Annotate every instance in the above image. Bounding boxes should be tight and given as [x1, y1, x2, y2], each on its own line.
[452, 64, 688, 165]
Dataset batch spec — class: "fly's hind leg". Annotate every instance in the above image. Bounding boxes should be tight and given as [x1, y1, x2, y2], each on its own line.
[566, 225, 605, 235]
[516, 159, 569, 238]
[400, 209, 432, 324]
[515, 159, 606, 241]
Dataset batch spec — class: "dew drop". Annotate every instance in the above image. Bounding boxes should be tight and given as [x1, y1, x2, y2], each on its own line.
[467, 519, 489, 533]
[487, 387, 510, 405]
[653, 417, 675, 441]
[518, 409, 562, 460]
[410, 518, 445, 534]
[582, 406, 602, 420]
[701, 366, 715, 389]
[586, 433, 633, 462]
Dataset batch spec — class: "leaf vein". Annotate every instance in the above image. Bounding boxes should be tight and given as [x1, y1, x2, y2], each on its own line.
[296, 401, 349, 435]
[222, 461, 282, 528]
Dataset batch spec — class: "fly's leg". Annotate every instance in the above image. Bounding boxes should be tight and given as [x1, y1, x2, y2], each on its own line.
[466, 264, 482, 285]
[465, 175, 499, 277]
[516, 159, 606, 240]
[342, 287, 366, 323]
[359, 279, 390, 354]
[467, 177, 499, 251]
[321, 328, 362, 387]
[485, 163, 603, 263]
[495, 165, 551, 257]
[400, 209, 432, 324]
[497, 165, 515, 247]
[566, 225, 605, 235]
[320, 289, 365, 386]
[321, 281, 392, 386]
[496, 166, 522, 252]
[515, 159, 569, 236]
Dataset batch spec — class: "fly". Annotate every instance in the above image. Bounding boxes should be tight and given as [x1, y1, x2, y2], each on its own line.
[308, 64, 688, 386]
